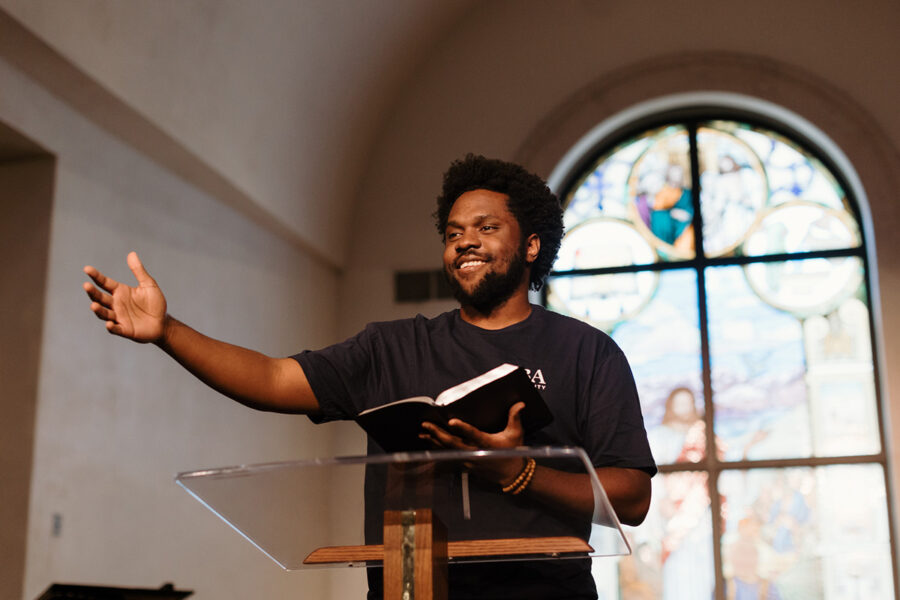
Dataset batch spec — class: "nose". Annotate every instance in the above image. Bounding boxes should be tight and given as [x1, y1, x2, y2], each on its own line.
[454, 229, 481, 252]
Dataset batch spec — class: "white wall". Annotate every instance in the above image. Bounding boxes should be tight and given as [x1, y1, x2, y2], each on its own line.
[0, 156, 53, 600]
[0, 0, 474, 267]
[0, 45, 345, 600]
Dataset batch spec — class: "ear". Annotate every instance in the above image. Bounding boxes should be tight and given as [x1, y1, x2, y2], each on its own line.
[525, 233, 540, 264]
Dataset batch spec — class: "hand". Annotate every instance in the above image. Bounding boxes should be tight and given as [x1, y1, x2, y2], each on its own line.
[419, 402, 527, 486]
[83, 251, 167, 343]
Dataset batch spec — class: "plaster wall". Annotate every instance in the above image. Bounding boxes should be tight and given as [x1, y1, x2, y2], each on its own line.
[0, 157, 54, 600]
[0, 0, 474, 266]
[0, 50, 343, 600]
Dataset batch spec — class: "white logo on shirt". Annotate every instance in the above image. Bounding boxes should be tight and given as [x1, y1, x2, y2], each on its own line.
[523, 368, 547, 390]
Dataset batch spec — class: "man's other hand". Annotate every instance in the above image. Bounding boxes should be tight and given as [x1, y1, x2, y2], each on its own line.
[83, 251, 167, 343]
[419, 402, 526, 485]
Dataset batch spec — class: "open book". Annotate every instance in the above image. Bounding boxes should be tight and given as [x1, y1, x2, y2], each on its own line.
[356, 363, 553, 453]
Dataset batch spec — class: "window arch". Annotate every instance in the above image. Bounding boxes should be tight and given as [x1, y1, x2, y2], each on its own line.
[545, 111, 894, 599]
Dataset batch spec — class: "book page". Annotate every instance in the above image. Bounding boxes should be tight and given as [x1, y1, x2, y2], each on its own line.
[434, 363, 518, 406]
[357, 396, 434, 416]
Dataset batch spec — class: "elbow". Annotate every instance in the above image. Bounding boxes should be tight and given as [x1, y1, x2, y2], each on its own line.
[618, 495, 651, 526]
[616, 473, 652, 527]
[595, 467, 653, 526]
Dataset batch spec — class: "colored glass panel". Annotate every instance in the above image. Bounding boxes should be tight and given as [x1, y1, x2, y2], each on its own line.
[706, 120, 861, 256]
[743, 256, 864, 318]
[719, 465, 893, 599]
[559, 121, 861, 270]
[546, 270, 660, 332]
[555, 117, 887, 599]
[696, 125, 768, 256]
[743, 201, 860, 257]
[562, 124, 693, 264]
[707, 260, 878, 461]
[595, 471, 715, 600]
[706, 264, 809, 460]
[607, 269, 705, 465]
[553, 218, 657, 272]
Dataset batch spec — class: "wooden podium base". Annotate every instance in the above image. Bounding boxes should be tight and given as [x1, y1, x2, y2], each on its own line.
[303, 509, 594, 600]
[303, 535, 593, 565]
[383, 509, 447, 600]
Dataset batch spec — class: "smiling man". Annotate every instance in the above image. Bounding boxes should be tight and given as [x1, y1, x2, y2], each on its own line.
[84, 154, 656, 599]
[442, 187, 536, 324]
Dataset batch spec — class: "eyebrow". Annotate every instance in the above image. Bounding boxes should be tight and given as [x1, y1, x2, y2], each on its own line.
[446, 214, 497, 229]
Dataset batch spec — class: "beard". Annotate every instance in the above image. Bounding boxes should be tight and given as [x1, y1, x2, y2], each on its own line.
[445, 244, 528, 315]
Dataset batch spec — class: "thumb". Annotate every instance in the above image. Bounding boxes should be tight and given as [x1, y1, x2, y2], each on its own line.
[506, 402, 526, 432]
[127, 251, 156, 286]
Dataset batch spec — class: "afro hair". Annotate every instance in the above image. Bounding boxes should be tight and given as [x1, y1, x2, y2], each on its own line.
[434, 154, 563, 291]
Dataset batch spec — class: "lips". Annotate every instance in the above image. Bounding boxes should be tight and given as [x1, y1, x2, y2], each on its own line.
[458, 259, 486, 270]
[455, 254, 490, 270]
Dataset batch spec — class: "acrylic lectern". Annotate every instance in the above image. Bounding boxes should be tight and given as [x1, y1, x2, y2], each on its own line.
[175, 447, 629, 599]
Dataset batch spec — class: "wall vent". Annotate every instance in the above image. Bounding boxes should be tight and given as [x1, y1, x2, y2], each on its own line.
[394, 270, 453, 302]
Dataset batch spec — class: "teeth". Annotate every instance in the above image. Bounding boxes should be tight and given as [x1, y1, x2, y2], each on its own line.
[458, 260, 485, 270]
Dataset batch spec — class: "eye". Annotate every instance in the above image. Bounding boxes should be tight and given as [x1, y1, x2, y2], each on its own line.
[481, 225, 497, 232]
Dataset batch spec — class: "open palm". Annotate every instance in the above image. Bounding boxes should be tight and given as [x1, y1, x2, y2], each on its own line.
[83, 251, 167, 343]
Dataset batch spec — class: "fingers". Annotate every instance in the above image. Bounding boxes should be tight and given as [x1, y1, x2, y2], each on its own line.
[88, 300, 130, 338]
[420, 422, 476, 450]
[443, 417, 497, 447]
[83, 281, 113, 308]
[106, 320, 129, 337]
[84, 266, 120, 330]
[445, 417, 482, 439]
[89, 302, 134, 338]
[421, 404, 527, 451]
[126, 251, 156, 286]
[89, 301, 116, 322]
[83, 251, 154, 295]
[83, 264, 118, 293]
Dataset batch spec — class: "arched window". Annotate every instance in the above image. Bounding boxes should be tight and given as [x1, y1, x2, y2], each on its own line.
[546, 115, 894, 599]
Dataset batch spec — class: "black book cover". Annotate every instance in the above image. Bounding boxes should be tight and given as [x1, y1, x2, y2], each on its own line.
[356, 364, 553, 453]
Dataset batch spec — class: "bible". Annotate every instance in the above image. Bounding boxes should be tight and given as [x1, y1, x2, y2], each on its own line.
[356, 363, 553, 453]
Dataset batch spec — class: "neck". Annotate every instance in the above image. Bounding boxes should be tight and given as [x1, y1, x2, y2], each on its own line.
[458, 285, 533, 330]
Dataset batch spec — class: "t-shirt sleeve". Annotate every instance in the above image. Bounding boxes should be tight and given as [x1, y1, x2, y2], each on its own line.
[584, 349, 658, 476]
[291, 326, 379, 424]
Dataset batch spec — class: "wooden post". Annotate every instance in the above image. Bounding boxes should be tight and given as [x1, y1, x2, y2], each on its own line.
[383, 509, 447, 600]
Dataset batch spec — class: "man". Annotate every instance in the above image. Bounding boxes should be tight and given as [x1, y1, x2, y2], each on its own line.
[84, 154, 655, 599]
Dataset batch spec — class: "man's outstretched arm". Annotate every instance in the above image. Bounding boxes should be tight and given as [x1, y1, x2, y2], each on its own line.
[83, 251, 319, 414]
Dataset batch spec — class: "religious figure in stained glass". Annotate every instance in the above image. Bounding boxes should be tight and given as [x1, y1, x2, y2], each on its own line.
[548, 117, 890, 599]
[648, 387, 706, 465]
[628, 131, 695, 259]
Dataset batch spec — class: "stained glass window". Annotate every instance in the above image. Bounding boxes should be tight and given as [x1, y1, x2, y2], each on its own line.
[549, 119, 892, 599]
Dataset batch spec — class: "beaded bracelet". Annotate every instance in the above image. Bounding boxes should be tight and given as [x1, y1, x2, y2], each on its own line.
[501, 457, 536, 495]
[510, 458, 536, 495]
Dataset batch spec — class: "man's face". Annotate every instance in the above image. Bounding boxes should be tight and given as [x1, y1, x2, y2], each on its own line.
[442, 189, 537, 312]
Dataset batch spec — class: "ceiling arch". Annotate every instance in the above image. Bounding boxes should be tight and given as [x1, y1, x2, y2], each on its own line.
[0, 0, 476, 267]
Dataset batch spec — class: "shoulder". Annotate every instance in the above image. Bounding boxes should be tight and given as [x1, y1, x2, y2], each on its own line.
[531, 305, 614, 341]
[361, 310, 458, 338]
[529, 306, 626, 364]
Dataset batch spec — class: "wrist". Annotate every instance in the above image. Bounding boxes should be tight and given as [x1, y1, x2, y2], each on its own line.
[501, 457, 536, 495]
[498, 457, 528, 488]
[155, 314, 176, 348]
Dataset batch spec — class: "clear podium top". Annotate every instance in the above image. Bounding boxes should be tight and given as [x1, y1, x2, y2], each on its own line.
[175, 446, 629, 570]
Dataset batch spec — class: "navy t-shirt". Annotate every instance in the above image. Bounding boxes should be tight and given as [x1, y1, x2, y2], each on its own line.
[293, 306, 656, 599]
